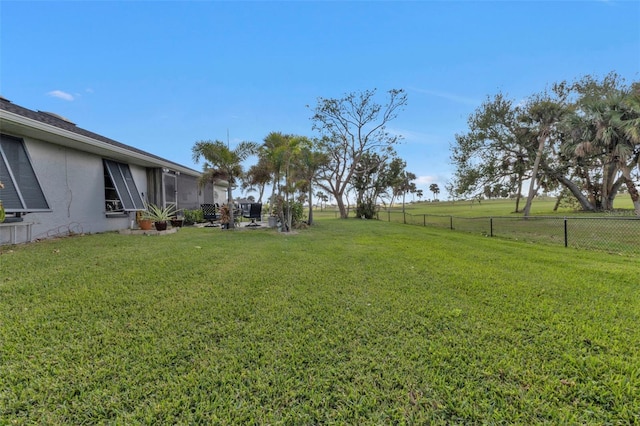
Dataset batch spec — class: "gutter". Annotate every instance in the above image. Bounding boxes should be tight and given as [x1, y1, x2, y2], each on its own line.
[0, 109, 201, 177]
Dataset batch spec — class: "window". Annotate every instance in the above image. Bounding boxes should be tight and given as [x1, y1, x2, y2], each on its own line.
[0, 134, 50, 213]
[103, 159, 145, 213]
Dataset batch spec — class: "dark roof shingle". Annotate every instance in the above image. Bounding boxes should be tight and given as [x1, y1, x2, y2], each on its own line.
[0, 98, 198, 173]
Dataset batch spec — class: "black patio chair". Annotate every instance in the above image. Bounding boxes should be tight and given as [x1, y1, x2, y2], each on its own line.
[201, 203, 220, 226]
[242, 203, 262, 227]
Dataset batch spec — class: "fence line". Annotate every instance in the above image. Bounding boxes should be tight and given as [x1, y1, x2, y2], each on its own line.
[379, 211, 640, 255]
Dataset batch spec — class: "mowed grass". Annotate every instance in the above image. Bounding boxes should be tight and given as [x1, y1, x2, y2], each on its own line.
[1, 219, 639, 424]
[314, 197, 636, 222]
[382, 196, 636, 217]
[353, 198, 640, 254]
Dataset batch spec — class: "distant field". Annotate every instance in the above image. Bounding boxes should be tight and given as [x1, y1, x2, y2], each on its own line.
[392, 197, 571, 217]
[314, 196, 636, 219]
[398, 197, 636, 217]
[312, 197, 640, 255]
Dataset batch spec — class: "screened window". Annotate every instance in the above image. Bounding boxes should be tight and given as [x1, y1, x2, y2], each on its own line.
[103, 159, 145, 213]
[0, 134, 50, 213]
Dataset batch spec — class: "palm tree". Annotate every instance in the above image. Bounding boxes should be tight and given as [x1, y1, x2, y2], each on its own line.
[294, 138, 329, 226]
[580, 93, 627, 210]
[567, 86, 640, 215]
[621, 83, 640, 214]
[260, 132, 292, 213]
[280, 136, 304, 231]
[316, 191, 331, 210]
[243, 157, 272, 203]
[521, 91, 570, 217]
[395, 171, 416, 213]
[429, 183, 440, 201]
[192, 140, 259, 228]
[595, 89, 640, 214]
[556, 74, 640, 213]
[259, 133, 300, 231]
[623, 82, 640, 142]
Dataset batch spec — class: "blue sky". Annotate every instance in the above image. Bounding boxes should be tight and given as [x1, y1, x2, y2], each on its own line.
[1, 1, 639, 199]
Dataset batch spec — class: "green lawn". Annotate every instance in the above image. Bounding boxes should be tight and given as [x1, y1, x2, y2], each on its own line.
[312, 196, 636, 219]
[410, 197, 577, 216]
[396, 197, 568, 217]
[1, 219, 639, 424]
[344, 198, 639, 255]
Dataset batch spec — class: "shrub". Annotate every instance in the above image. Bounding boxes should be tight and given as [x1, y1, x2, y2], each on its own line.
[182, 208, 203, 225]
[289, 201, 305, 228]
[273, 196, 305, 230]
[356, 199, 377, 219]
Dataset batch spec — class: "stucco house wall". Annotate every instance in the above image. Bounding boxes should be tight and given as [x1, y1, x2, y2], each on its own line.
[0, 98, 224, 245]
[22, 137, 142, 239]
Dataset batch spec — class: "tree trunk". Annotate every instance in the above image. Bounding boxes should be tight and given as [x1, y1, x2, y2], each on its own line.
[555, 175, 596, 212]
[620, 164, 640, 215]
[389, 194, 396, 209]
[575, 166, 598, 208]
[601, 161, 615, 211]
[335, 193, 348, 218]
[277, 206, 288, 232]
[608, 177, 624, 207]
[307, 186, 314, 225]
[514, 174, 523, 213]
[258, 184, 265, 204]
[227, 184, 235, 228]
[269, 172, 280, 217]
[285, 166, 292, 232]
[523, 132, 547, 217]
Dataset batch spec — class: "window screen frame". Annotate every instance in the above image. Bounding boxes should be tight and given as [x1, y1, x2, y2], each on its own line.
[0, 133, 51, 213]
[103, 159, 145, 213]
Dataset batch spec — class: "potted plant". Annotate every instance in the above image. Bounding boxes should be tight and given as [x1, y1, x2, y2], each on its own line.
[219, 204, 232, 229]
[145, 203, 176, 231]
[136, 210, 153, 230]
[265, 201, 277, 228]
[168, 208, 184, 227]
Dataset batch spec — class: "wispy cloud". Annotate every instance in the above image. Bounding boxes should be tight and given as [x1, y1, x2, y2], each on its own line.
[415, 175, 438, 185]
[387, 127, 442, 144]
[47, 90, 74, 101]
[409, 87, 479, 106]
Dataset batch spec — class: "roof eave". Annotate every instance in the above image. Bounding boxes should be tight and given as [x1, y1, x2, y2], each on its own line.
[0, 110, 201, 177]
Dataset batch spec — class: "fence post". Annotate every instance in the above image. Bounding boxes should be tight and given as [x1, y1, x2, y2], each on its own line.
[388, 210, 390, 222]
[403, 211, 406, 224]
[450, 216, 453, 230]
[490, 217, 493, 237]
[423, 214, 426, 227]
[564, 217, 568, 248]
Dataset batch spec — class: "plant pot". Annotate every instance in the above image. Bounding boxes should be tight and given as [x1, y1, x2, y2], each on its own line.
[154, 221, 168, 231]
[138, 219, 153, 230]
[170, 219, 184, 227]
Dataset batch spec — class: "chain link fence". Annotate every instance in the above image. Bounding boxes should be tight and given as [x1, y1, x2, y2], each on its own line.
[380, 210, 640, 255]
